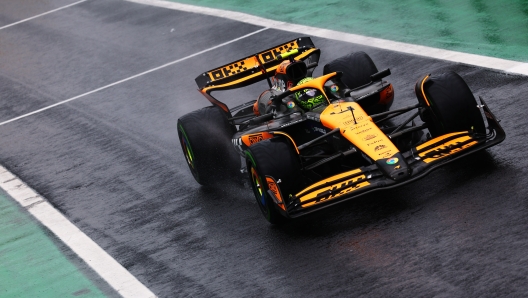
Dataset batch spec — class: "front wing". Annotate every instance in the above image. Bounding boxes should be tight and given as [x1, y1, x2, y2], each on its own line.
[280, 98, 505, 218]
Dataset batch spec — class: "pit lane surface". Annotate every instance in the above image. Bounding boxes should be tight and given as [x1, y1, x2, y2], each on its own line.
[1, 0, 527, 296]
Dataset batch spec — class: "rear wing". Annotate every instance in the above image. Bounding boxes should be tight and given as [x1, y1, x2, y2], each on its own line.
[195, 37, 320, 93]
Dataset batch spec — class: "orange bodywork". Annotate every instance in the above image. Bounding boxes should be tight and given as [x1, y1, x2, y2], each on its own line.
[416, 132, 479, 163]
[200, 47, 320, 113]
[320, 101, 400, 161]
[241, 132, 274, 147]
[276, 60, 290, 75]
[252, 100, 260, 116]
[379, 84, 394, 105]
[266, 177, 286, 210]
[205, 40, 298, 84]
[296, 168, 370, 207]
[201, 48, 319, 94]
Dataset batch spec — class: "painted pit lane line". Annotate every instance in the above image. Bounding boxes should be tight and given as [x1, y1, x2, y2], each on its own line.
[0, 1, 153, 296]
[0, 26, 269, 127]
[128, 0, 528, 77]
[0, 2, 264, 297]
[0, 0, 88, 31]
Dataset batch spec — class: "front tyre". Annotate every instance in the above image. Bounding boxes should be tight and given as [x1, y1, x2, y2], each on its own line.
[415, 72, 486, 137]
[178, 106, 239, 186]
[245, 138, 303, 224]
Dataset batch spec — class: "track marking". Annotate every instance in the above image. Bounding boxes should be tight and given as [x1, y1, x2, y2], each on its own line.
[0, 24, 268, 297]
[0, 0, 88, 31]
[0, 27, 268, 126]
[127, 0, 528, 76]
[0, 165, 157, 298]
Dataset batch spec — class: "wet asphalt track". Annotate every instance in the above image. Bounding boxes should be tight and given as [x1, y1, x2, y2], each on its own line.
[1, 0, 528, 297]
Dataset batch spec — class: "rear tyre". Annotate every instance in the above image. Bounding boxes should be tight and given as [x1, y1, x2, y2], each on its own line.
[323, 51, 378, 89]
[245, 138, 302, 224]
[324, 51, 392, 114]
[415, 72, 485, 137]
[177, 106, 239, 186]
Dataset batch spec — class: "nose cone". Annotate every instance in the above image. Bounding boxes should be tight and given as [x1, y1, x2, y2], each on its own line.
[375, 152, 411, 181]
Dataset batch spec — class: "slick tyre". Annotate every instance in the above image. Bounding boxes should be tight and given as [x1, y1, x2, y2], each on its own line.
[323, 51, 378, 89]
[245, 138, 302, 224]
[178, 106, 239, 186]
[416, 72, 486, 137]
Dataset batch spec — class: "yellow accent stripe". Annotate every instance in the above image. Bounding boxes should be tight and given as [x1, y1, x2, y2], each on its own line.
[271, 131, 300, 154]
[417, 132, 478, 163]
[295, 168, 370, 207]
[415, 131, 468, 151]
[297, 168, 363, 196]
[420, 75, 431, 106]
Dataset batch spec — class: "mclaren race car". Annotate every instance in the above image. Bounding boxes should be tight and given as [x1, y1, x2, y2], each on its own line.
[178, 37, 505, 224]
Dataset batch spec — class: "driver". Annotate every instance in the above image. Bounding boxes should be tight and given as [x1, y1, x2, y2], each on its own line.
[293, 77, 325, 110]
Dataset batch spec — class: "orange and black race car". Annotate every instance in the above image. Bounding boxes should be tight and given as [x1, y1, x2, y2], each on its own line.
[178, 37, 505, 224]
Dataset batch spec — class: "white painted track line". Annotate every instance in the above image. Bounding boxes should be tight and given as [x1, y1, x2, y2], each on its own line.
[0, 0, 521, 296]
[0, 0, 88, 31]
[0, 165, 157, 298]
[1, 0, 155, 296]
[127, 0, 528, 77]
[0, 27, 269, 127]
[0, 17, 267, 297]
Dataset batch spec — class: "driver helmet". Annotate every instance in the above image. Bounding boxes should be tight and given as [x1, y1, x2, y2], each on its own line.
[294, 77, 325, 110]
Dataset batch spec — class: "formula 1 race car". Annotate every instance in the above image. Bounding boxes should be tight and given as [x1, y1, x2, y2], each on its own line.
[178, 37, 505, 224]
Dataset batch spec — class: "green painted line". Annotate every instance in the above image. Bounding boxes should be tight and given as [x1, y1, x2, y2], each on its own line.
[170, 0, 528, 63]
[0, 190, 106, 297]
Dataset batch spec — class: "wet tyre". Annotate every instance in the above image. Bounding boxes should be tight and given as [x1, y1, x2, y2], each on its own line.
[177, 106, 239, 186]
[415, 72, 485, 137]
[245, 138, 303, 224]
[323, 51, 378, 89]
